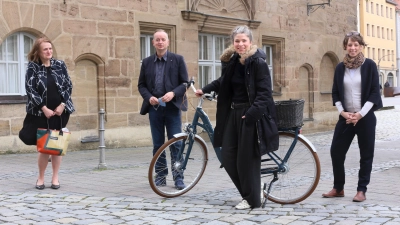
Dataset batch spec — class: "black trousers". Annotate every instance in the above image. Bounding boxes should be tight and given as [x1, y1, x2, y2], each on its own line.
[330, 112, 376, 193]
[221, 107, 261, 208]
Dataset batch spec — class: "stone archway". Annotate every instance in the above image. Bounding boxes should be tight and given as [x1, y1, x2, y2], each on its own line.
[298, 63, 314, 120]
[67, 54, 105, 137]
[319, 52, 339, 93]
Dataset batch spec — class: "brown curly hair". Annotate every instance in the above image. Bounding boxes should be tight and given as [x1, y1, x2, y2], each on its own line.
[343, 31, 367, 50]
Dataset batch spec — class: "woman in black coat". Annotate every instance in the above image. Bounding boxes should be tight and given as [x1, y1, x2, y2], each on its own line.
[322, 31, 382, 202]
[24, 37, 75, 190]
[195, 25, 278, 209]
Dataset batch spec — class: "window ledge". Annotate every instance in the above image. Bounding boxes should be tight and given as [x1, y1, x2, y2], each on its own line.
[0, 96, 27, 105]
[320, 91, 332, 95]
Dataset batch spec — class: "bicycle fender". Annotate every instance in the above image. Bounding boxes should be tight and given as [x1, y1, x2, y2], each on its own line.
[298, 134, 317, 152]
[173, 133, 189, 138]
[172, 133, 208, 149]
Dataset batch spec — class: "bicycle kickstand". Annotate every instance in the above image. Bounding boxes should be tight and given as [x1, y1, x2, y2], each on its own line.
[261, 171, 278, 208]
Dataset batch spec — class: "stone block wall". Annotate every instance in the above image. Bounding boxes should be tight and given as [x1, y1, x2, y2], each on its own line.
[0, 0, 357, 153]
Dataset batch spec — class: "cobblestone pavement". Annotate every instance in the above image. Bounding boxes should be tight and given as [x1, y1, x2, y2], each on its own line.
[0, 100, 399, 224]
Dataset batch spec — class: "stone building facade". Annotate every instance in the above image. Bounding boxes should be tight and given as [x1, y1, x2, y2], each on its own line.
[0, 0, 357, 153]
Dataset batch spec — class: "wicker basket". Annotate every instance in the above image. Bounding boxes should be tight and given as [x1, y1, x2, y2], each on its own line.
[274, 99, 305, 128]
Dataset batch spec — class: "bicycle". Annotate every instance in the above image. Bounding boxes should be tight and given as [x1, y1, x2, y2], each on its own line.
[148, 80, 321, 205]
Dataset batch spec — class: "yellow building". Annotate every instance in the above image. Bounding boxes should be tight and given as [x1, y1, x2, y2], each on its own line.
[359, 0, 397, 86]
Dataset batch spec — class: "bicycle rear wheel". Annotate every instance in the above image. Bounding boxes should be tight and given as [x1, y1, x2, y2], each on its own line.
[148, 135, 208, 198]
[262, 132, 321, 204]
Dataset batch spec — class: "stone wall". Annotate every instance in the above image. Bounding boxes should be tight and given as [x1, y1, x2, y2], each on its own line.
[0, 0, 357, 153]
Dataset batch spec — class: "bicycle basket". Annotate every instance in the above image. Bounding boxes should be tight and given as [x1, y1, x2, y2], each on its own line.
[274, 99, 305, 129]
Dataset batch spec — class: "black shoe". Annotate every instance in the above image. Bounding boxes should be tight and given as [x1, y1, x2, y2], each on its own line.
[155, 177, 166, 186]
[174, 179, 185, 190]
[35, 180, 45, 190]
[50, 183, 60, 189]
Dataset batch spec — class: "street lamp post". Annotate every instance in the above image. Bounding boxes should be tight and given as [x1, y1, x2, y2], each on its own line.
[377, 53, 394, 75]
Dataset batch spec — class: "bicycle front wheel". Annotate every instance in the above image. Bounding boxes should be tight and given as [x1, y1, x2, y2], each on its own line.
[262, 132, 321, 204]
[148, 135, 208, 198]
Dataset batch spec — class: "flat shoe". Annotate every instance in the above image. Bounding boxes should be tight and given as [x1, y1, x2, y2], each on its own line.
[322, 188, 344, 198]
[51, 183, 60, 189]
[353, 191, 366, 202]
[36, 180, 45, 190]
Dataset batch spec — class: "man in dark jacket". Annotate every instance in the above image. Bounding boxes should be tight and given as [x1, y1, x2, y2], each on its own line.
[138, 29, 189, 190]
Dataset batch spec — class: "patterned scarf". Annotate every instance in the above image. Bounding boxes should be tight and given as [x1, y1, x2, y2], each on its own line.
[343, 52, 365, 69]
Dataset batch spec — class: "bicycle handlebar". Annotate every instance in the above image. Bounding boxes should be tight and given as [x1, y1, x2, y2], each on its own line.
[188, 77, 216, 101]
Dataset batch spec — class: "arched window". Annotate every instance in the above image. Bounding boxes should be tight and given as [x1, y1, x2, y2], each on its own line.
[387, 73, 394, 86]
[0, 32, 35, 96]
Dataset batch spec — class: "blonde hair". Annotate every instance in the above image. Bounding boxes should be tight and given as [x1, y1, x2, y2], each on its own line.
[27, 37, 52, 63]
[153, 29, 169, 40]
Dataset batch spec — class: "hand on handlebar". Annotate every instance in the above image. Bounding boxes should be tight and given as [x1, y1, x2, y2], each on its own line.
[195, 89, 204, 97]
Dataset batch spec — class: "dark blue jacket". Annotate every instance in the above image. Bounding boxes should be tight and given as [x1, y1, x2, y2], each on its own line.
[332, 58, 383, 112]
[138, 51, 189, 115]
[25, 58, 75, 116]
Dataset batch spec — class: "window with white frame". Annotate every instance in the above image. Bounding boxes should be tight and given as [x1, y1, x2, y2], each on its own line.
[263, 45, 273, 89]
[198, 33, 229, 88]
[366, 1, 369, 12]
[391, 29, 394, 40]
[371, 2, 374, 13]
[373, 48, 375, 60]
[0, 32, 35, 96]
[377, 26, 380, 38]
[140, 34, 155, 61]
[387, 73, 394, 86]
[392, 50, 395, 61]
[387, 28, 389, 40]
[372, 25, 375, 37]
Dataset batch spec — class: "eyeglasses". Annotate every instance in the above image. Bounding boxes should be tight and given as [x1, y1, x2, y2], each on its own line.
[346, 32, 360, 37]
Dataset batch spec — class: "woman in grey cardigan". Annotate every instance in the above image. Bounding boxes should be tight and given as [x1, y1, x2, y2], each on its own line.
[322, 31, 382, 202]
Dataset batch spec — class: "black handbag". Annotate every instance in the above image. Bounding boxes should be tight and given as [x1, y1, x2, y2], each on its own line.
[19, 114, 38, 145]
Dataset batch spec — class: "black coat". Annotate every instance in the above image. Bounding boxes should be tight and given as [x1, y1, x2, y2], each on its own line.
[332, 58, 383, 112]
[25, 58, 75, 116]
[202, 45, 279, 155]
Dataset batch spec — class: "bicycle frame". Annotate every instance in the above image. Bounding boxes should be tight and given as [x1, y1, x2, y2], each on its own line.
[175, 95, 222, 171]
[265, 127, 301, 173]
[149, 81, 320, 202]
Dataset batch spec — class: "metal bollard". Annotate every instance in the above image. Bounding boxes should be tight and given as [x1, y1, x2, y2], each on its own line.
[98, 108, 107, 169]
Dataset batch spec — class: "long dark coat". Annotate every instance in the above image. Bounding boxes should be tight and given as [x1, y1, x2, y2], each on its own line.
[202, 45, 279, 155]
